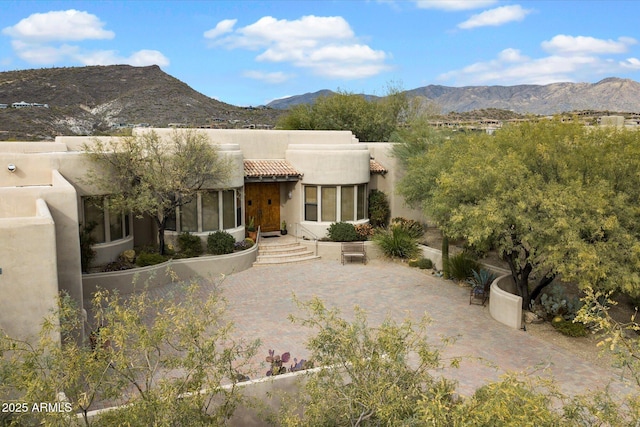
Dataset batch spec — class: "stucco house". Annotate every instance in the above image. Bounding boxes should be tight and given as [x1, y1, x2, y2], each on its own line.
[0, 129, 422, 343]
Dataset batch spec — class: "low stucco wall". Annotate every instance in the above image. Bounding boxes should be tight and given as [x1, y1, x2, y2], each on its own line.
[489, 275, 523, 329]
[83, 244, 257, 296]
[298, 239, 382, 261]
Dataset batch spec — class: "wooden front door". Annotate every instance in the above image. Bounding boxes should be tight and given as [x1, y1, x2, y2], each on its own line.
[245, 183, 280, 232]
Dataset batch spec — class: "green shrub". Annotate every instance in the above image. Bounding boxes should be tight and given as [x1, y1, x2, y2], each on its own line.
[327, 222, 359, 242]
[551, 318, 588, 337]
[207, 231, 235, 255]
[368, 189, 390, 227]
[466, 269, 497, 289]
[448, 252, 480, 281]
[373, 226, 419, 259]
[391, 217, 425, 239]
[135, 252, 168, 267]
[177, 232, 203, 257]
[409, 257, 433, 269]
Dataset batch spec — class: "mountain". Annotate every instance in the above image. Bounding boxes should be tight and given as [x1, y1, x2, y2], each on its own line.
[268, 78, 640, 115]
[0, 65, 283, 141]
[2, 65, 639, 141]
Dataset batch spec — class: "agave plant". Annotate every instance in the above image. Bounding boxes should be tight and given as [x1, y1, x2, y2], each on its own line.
[466, 269, 497, 290]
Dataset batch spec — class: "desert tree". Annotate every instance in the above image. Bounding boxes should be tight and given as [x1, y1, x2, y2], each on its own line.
[396, 119, 640, 307]
[277, 84, 408, 142]
[0, 275, 259, 426]
[84, 129, 231, 254]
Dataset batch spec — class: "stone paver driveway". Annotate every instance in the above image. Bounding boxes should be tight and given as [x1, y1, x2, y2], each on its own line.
[154, 258, 635, 398]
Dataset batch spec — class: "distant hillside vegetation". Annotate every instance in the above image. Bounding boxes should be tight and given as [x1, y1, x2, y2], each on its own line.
[0, 65, 282, 140]
[268, 78, 640, 116]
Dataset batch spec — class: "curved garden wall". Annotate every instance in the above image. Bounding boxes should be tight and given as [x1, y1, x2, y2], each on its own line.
[489, 275, 523, 329]
[83, 244, 257, 296]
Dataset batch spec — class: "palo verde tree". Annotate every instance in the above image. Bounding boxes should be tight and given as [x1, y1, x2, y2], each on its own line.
[84, 129, 231, 254]
[0, 276, 259, 426]
[277, 85, 408, 142]
[275, 296, 459, 426]
[397, 119, 640, 308]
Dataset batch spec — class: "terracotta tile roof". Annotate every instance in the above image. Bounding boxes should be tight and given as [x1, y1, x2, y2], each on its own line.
[370, 159, 387, 174]
[244, 160, 302, 178]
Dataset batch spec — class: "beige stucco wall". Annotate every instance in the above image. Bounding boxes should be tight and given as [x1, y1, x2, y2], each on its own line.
[489, 275, 523, 329]
[366, 143, 428, 224]
[0, 199, 60, 343]
[133, 129, 358, 160]
[0, 169, 83, 308]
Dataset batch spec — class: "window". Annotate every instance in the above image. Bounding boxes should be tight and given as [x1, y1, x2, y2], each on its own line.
[303, 184, 367, 222]
[174, 189, 240, 233]
[357, 184, 367, 220]
[82, 196, 131, 244]
[341, 186, 354, 221]
[304, 186, 318, 221]
[202, 191, 219, 231]
[321, 187, 337, 222]
[180, 197, 198, 232]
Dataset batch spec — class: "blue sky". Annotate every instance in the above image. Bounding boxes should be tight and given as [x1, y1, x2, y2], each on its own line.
[1, 1, 639, 106]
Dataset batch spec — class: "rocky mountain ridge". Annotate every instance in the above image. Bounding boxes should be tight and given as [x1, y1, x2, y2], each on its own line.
[268, 77, 640, 115]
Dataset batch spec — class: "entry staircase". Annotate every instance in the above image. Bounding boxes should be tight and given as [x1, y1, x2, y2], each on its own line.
[254, 234, 320, 265]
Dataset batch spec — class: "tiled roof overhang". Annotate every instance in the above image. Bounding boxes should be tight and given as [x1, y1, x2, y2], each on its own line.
[244, 160, 303, 182]
[370, 159, 387, 175]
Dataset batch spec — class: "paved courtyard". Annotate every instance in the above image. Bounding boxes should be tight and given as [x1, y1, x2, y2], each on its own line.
[136, 257, 635, 399]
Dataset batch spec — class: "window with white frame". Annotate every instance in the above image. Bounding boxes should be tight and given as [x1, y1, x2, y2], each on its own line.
[82, 196, 131, 244]
[167, 189, 240, 233]
[304, 184, 367, 222]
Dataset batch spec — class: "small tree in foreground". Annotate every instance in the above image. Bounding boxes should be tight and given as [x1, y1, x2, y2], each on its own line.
[84, 129, 231, 255]
[275, 296, 459, 426]
[0, 275, 259, 426]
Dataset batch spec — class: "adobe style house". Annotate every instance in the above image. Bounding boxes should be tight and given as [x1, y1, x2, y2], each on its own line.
[0, 129, 423, 343]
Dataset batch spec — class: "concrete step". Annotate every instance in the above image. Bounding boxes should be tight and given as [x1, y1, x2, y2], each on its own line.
[253, 255, 321, 265]
[255, 239, 321, 265]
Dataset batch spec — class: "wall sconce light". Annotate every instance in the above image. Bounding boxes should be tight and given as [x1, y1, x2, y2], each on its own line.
[288, 191, 293, 199]
[7, 164, 16, 173]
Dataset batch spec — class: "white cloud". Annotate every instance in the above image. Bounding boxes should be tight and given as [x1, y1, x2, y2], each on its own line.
[3, 9, 169, 68]
[243, 70, 293, 84]
[414, 0, 497, 11]
[620, 58, 640, 70]
[458, 5, 531, 29]
[203, 19, 237, 39]
[205, 15, 389, 80]
[542, 35, 636, 56]
[2, 10, 114, 42]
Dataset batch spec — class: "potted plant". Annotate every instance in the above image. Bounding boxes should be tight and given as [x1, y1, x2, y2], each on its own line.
[247, 216, 257, 241]
[281, 220, 288, 235]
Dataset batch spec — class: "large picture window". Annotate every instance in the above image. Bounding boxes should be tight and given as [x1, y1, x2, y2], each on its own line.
[304, 184, 367, 222]
[174, 189, 240, 233]
[82, 196, 131, 244]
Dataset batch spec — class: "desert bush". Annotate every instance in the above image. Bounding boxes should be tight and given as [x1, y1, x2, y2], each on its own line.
[466, 269, 497, 290]
[79, 223, 97, 273]
[368, 189, 390, 227]
[447, 252, 480, 281]
[207, 231, 235, 255]
[373, 226, 419, 259]
[391, 217, 425, 239]
[177, 232, 203, 257]
[135, 252, 168, 267]
[327, 222, 359, 242]
[409, 257, 433, 269]
[354, 223, 374, 240]
[551, 317, 588, 337]
[234, 238, 255, 251]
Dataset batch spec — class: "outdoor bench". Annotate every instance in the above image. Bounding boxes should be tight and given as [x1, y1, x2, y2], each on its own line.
[341, 242, 367, 265]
